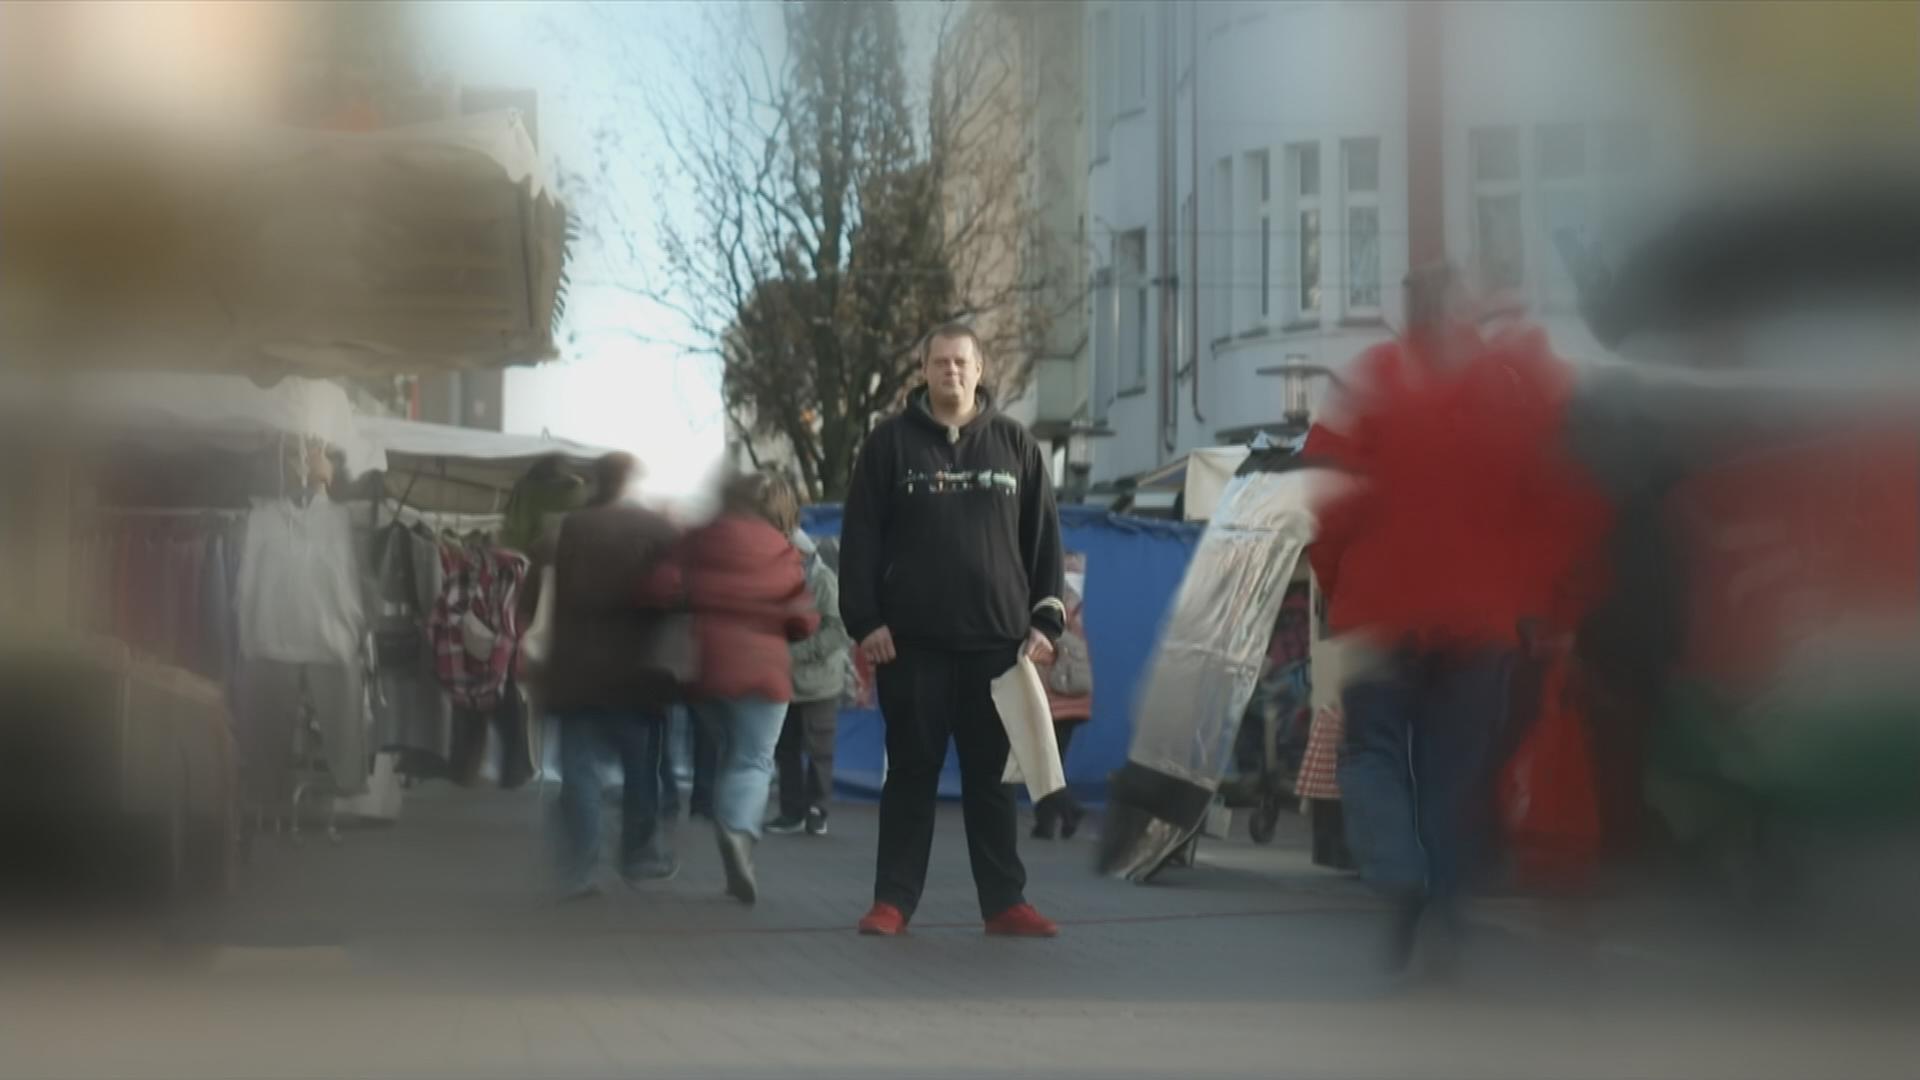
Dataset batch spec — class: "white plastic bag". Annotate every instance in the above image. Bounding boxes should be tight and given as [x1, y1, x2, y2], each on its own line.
[993, 655, 1066, 802]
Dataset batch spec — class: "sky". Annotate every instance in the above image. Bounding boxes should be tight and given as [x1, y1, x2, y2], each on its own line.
[417, 1, 726, 498]
[416, 1, 956, 499]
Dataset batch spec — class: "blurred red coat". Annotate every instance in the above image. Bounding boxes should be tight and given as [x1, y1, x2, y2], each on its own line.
[642, 514, 819, 703]
[1305, 323, 1613, 648]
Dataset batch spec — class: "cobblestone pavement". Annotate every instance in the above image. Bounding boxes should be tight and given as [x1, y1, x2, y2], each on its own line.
[3, 784, 1916, 1079]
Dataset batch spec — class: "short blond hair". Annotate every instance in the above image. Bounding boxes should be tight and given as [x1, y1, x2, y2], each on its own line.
[720, 469, 801, 535]
[922, 321, 986, 368]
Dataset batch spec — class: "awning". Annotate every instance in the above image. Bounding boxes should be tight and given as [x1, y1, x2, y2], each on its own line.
[361, 415, 613, 515]
[0, 372, 385, 477]
[1131, 447, 1255, 521]
[1, 110, 570, 381]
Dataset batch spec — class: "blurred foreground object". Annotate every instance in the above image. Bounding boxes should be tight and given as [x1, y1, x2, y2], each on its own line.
[0, 110, 570, 380]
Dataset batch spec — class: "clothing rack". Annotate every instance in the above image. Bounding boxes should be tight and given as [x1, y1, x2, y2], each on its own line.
[371, 499, 505, 537]
[78, 505, 250, 520]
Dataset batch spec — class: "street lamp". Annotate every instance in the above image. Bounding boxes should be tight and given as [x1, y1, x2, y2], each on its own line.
[1254, 353, 1343, 435]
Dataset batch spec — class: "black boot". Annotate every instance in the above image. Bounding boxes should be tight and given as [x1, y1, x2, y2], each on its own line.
[716, 826, 758, 905]
[1383, 893, 1425, 975]
[1059, 803, 1087, 840]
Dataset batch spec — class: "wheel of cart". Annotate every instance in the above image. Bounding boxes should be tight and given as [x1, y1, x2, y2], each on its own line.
[1248, 785, 1285, 845]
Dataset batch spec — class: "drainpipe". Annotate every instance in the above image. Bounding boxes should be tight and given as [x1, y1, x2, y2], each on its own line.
[1407, 0, 1448, 278]
[1157, 0, 1179, 457]
[1189, 1, 1205, 426]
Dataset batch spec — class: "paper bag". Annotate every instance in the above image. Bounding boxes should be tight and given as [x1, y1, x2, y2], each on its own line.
[992, 655, 1066, 802]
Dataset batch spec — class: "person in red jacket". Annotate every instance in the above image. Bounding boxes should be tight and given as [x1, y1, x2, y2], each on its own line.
[644, 471, 819, 904]
[1305, 267, 1612, 974]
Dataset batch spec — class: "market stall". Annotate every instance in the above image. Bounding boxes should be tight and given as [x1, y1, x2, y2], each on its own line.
[0, 373, 386, 893]
[354, 415, 613, 789]
[0, 104, 573, 898]
[801, 504, 1202, 805]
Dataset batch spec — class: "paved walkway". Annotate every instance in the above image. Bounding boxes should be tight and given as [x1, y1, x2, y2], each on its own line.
[3, 785, 1916, 1079]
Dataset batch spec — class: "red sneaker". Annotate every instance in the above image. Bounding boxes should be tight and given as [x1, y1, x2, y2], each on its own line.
[857, 902, 908, 936]
[984, 903, 1059, 938]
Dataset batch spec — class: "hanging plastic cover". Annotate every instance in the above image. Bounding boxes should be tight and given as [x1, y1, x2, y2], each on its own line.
[1097, 467, 1329, 881]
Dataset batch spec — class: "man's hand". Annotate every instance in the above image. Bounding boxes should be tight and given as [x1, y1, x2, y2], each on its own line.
[860, 626, 897, 665]
[1023, 629, 1055, 666]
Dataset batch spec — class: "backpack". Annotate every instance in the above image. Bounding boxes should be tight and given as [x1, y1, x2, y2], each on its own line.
[1045, 629, 1093, 697]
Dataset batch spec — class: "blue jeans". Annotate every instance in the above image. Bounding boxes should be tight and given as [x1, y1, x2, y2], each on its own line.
[690, 697, 787, 840]
[1338, 648, 1513, 907]
[657, 706, 687, 820]
[556, 709, 669, 888]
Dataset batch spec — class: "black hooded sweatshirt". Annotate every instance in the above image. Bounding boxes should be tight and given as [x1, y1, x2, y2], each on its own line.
[839, 387, 1066, 652]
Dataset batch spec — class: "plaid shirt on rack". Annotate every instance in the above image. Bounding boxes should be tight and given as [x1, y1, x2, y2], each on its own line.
[428, 542, 529, 711]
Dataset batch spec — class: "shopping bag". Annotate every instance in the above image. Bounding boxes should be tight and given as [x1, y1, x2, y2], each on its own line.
[992, 655, 1066, 802]
[1498, 656, 1602, 892]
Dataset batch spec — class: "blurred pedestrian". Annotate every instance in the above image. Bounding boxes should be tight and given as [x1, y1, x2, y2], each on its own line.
[840, 322, 1067, 938]
[1305, 266, 1611, 973]
[644, 471, 818, 904]
[767, 525, 853, 837]
[541, 452, 682, 899]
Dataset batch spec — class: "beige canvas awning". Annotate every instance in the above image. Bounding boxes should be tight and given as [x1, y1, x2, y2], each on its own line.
[0, 110, 570, 382]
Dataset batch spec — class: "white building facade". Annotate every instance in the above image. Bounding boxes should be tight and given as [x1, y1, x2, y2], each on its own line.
[1079, 1, 1682, 495]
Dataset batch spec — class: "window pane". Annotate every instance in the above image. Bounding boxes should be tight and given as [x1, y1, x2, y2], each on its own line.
[1092, 279, 1115, 416]
[1536, 123, 1586, 182]
[1093, 11, 1114, 159]
[1343, 139, 1379, 193]
[1216, 160, 1233, 333]
[1118, 10, 1146, 111]
[1600, 120, 1649, 174]
[1260, 216, 1271, 317]
[1471, 127, 1520, 183]
[1347, 206, 1381, 310]
[1134, 285, 1149, 386]
[1540, 188, 1588, 308]
[1475, 194, 1524, 291]
[1297, 144, 1320, 199]
[1117, 229, 1146, 281]
[1298, 209, 1321, 313]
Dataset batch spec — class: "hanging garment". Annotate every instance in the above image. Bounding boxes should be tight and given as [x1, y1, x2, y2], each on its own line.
[500, 466, 587, 554]
[235, 658, 371, 804]
[1296, 704, 1344, 803]
[237, 495, 365, 665]
[427, 541, 527, 712]
[367, 522, 449, 764]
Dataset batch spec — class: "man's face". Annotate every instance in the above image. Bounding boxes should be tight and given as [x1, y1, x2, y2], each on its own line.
[923, 333, 982, 408]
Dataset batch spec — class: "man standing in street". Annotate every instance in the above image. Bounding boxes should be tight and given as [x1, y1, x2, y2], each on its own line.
[840, 323, 1067, 938]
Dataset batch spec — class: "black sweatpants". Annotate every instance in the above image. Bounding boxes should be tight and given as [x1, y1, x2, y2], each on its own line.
[874, 646, 1026, 920]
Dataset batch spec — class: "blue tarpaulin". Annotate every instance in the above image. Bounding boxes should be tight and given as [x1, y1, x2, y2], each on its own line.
[801, 504, 1202, 804]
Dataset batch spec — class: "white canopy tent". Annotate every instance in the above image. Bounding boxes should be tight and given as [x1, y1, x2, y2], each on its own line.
[1133, 447, 1255, 522]
[359, 415, 613, 516]
[0, 372, 386, 478]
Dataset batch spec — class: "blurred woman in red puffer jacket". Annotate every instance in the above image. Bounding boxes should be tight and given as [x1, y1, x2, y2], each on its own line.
[643, 471, 819, 905]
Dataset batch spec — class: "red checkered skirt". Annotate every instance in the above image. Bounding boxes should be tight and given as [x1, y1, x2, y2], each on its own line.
[1295, 704, 1344, 802]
